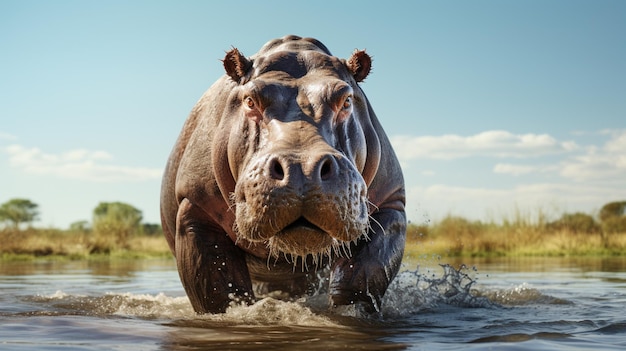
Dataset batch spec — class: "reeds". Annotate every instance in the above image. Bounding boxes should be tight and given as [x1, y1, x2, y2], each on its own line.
[405, 211, 626, 258]
[2, 209, 625, 261]
[0, 227, 171, 260]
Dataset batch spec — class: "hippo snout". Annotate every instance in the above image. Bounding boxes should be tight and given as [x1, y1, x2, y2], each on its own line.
[233, 148, 369, 259]
[266, 152, 339, 188]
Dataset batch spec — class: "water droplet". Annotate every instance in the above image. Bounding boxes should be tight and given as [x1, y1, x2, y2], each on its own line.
[228, 283, 233, 287]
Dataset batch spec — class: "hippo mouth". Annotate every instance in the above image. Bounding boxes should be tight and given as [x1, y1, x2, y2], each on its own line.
[268, 216, 337, 258]
[283, 217, 324, 233]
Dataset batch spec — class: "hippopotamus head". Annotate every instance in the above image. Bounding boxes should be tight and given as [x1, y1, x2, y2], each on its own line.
[218, 36, 380, 261]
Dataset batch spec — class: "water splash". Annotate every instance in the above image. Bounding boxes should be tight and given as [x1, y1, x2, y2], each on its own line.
[26, 264, 574, 325]
[382, 264, 495, 318]
[30, 290, 192, 319]
[479, 282, 573, 306]
[212, 297, 338, 327]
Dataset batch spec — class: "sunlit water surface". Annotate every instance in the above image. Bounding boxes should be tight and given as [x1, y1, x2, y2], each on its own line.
[1, 256, 625, 350]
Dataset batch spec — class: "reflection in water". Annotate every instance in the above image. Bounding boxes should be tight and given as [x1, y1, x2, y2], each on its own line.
[441, 255, 626, 273]
[162, 310, 406, 351]
[1, 258, 176, 277]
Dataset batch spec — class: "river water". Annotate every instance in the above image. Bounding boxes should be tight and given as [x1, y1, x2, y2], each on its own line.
[1, 256, 625, 350]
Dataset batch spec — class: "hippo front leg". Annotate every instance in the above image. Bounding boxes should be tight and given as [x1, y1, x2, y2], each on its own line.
[329, 208, 406, 314]
[175, 198, 254, 313]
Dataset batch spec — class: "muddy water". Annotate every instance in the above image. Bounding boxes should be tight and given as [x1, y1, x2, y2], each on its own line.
[1, 256, 625, 350]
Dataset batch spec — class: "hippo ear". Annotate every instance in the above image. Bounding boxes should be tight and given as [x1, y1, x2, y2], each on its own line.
[223, 48, 252, 83]
[346, 49, 372, 83]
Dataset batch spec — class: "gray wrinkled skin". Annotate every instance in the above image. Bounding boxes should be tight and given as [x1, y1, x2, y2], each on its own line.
[160, 35, 406, 314]
[232, 122, 370, 260]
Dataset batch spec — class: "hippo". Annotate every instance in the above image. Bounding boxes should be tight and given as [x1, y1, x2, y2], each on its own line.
[160, 35, 406, 314]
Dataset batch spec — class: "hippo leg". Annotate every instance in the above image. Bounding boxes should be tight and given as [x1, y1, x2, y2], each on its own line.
[329, 208, 406, 314]
[175, 198, 254, 313]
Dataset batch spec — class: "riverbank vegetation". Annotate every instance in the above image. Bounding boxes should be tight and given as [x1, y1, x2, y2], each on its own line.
[405, 201, 626, 258]
[0, 227, 170, 260]
[1, 198, 625, 260]
[0, 199, 170, 261]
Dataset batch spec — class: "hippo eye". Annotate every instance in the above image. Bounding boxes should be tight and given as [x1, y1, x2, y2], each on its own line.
[342, 96, 352, 110]
[335, 95, 354, 122]
[244, 96, 255, 109]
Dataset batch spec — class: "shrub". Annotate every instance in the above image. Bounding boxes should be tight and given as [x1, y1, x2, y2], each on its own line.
[602, 216, 626, 234]
[432, 216, 483, 238]
[406, 223, 429, 241]
[92, 202, 143, 249]
[599, 201, 626, 222]
[548, 212, 601, 234]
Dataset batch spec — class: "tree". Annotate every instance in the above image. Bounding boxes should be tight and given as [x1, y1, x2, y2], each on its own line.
[69, 220, 91, 233]
[599, 201, 626, 222]
[599, 201, 626, 234]
[0, 198, 39, 229]
[92, 202, 143, 247]
[548, 212, 600, 233]
[142, 223, 163, 236]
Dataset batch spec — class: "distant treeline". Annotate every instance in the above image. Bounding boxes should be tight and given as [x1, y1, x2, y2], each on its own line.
[0, 198, 164, 258]
[1, 198, 625, 259]
[405, 201, 626, 257]
[0, 198, 162, 235]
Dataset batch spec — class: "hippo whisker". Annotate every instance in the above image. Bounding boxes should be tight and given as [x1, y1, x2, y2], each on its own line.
[331, 239, 342, 258]
[322, 247, 332, 263]
[366, 199, 380, 213]
[265, 247, 281, 270]
[286, 252, 296, 267]
[341, 243, 349, 258]
[368, 214, 385, 236]
[227, 192, 237, 213]
[299, 255, 309, 272]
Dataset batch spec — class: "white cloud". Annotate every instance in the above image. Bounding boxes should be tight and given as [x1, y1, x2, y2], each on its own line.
[62, 149, 113, 162]
[493, 163, 536, 176]
[604, 130, 626, 153]
[397, 129, 626, 223]
[493, 163, 560, 176]
[560, 150, 626, 182]
[391, 130, 578, 161]
[406, 182, 626, 224]
[3, 144, 161, 182]
[0, 132, 18, 141]
[490, 130, 626, 183]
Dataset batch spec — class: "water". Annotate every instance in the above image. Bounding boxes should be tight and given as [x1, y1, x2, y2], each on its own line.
[1, 257, 625, 350]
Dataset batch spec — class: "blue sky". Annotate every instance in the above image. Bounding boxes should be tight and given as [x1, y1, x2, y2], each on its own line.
[1, 0, 625, 228]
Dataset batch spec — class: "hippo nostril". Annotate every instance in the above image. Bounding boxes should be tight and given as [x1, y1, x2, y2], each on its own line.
[269, 158, 285, 180]
[319, 156, 335, 181]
